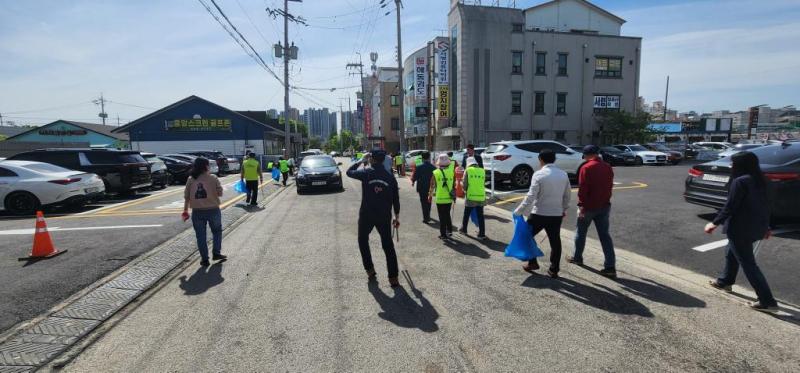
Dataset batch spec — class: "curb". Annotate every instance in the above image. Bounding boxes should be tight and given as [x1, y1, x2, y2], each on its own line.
[0, 182, 291, 372]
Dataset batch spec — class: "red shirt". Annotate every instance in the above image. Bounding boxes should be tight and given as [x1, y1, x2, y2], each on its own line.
[577, 158, 614, 210]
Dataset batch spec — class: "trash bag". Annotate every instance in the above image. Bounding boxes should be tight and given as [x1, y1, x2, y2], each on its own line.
[470, 208, 479, 227]
[271, 168, 281, 181]
[504, 214, 544, 261]
[234, 179, 247, 194]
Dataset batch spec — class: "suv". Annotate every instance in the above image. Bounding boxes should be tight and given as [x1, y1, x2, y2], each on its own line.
[179, 151, 239, 174]
[614, 145, 669, 165]
[8, 148, 152, 194]
[141, 152, 170, 188]
[482, 140, 583, 189]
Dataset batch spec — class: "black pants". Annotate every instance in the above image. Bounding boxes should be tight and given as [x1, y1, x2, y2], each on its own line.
[461, 205, 485, 236]
[358, 215, 398, 278]
[527, 214, 564, 272]
[245, 180, 259, 204]
[418, 192, 432, 222]
[436, 203, 453, 237]
[281, 172, 289, 186]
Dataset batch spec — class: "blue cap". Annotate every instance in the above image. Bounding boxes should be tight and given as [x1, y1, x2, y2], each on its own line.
[582, 145, 600, 155]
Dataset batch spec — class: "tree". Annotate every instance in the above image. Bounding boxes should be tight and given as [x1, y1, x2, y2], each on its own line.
[309, 137, 322, 150]
[277, 118, 309, 137]
[597, 110, 655, 144]
[339, 130, 355, 150]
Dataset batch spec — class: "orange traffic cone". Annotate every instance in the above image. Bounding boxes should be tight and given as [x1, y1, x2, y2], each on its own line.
[455, 166, 465, 198]
[18, 211, 67, 261]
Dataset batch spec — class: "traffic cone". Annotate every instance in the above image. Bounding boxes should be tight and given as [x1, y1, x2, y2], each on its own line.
[455, 167, 465, 198]
[19, 211, 67, 261]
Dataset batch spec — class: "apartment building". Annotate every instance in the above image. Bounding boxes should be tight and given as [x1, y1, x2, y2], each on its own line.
[367, 67, 402, 152]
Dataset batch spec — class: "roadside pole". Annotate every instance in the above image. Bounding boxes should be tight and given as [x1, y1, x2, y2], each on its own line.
[490, 158, 495, 199]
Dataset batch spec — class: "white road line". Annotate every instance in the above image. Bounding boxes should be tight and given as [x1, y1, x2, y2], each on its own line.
[0, 224, 163, 236]
[156, 200, 184, 210]
[691, 227, 798, 252]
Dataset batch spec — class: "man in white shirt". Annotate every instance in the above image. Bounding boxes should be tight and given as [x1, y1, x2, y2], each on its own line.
[513, 149, 571, 278]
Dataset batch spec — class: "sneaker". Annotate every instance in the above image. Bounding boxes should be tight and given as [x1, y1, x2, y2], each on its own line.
[708, 280, 733, 293]
[200, 260, 210, 267]
[438, 235, 448, 240]
[565, 256, 583, 265]
[477, 234, 487, 240]
[599, 268, 617, 279]
[522, 261, 540, 273]
[447, 232, 453, 238]
[547, 269, 559, 279]
[212, 254, 227, 261]
[749, 301, 779, 313]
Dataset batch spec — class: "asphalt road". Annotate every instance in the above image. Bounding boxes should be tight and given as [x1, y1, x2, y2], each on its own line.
[0, 174, 278, 334]
[63, 159, 800, 372]
[490, 163, 800, 306]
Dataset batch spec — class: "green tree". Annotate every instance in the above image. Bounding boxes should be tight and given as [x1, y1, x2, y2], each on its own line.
[339, 130, 355, 150]
[309, 136, 322, 150]
[325, 133, 340, 153]
[598, 110, 655, 144]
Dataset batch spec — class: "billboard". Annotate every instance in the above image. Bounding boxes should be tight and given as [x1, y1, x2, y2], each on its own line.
[437, 41, 449, 85]
[593, 95, 620, 109]
[415, 57, 427, 99]
[438, 86, 449, 118]
[165, 119, 232, 132]
[364, 105, 372, 136]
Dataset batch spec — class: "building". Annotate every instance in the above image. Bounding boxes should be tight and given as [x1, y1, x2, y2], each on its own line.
[303, 108, 336, 141]
[280, 108, 301, 123]
[448, 0, 642, 146]
[266, 109, 278, 119]
[4, 120, 129, 148]
[113, 95, 285, 156]
[340, 111, 356, 133]
[403, 45, 430, 150]
[366, 67, 402, 152]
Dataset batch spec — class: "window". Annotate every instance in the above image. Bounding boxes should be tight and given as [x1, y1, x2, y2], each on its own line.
[512, 23, 524, 33]
[390, 117, 400, 130]
[511, 51, 523, 74]
[555, 131, 566, 141]
[0, 166, 17, 177]
[595, 56, 623, 78]
[533, 132, 544, 140]
[557, 53, 568, 76]
[535, 52, 546, 75]
[517, 143, 545, 153]
[556, 93, 567, 115]
[390, 95, 399, 107]
[541, 141, 569, 154]
[511, 132, 522, 140]
[511, 91, 522, 114]
[534, 92, 545, 114]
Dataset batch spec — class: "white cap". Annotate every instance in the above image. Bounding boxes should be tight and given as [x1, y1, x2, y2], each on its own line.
[437, 154, 451, 167]
[466, 157, 477, 166]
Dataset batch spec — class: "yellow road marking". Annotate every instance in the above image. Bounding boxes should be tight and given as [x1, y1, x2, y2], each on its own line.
[492, 182, 648, 206]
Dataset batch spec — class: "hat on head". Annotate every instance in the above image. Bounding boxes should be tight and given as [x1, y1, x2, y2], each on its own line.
[436, 154, 451, 167]
[582, 145, 600, 155]
[370, 148, 386, 158]
[466, 157, 478, 166]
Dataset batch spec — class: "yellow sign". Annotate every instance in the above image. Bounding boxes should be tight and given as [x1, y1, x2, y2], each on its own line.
[167, 119, 232, 132]
[438, 86, 449, 118]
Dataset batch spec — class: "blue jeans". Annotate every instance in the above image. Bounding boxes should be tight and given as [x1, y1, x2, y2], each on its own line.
[191, 208, 222, 261]
[718, 236, 777, 306]
[572, 206, 615, 270]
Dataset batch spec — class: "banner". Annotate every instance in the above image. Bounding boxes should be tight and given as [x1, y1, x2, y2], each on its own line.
[415, 57, 427, 100]
[437, 41, 449, 85]
[166, 119, 231, 132]
[438, 86, 449, 118]
[364, 105, 372, 136]
[592, 95, 620, 109]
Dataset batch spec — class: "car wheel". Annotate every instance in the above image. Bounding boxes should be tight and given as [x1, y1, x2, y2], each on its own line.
[510, 166, 533, 189]
[5, 192, 41, 216]
[635, 157, 644, 166]
[296, 187, 303, 195]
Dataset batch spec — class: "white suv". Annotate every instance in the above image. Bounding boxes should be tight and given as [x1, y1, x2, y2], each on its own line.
[481, 140, 584, 189]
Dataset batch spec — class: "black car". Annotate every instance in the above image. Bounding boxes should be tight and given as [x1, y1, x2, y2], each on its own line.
[599, 147, 636, 166]
[8, 148, 152, 194]
[141, 152, 170, 188]
[179, 151, 238, 174]
[157, 155, 193, 184]
[295, 155, 343, 194]
[684, 142, 800, 219]
[645, 143, 684, 165]
[682, 144, 705, 159]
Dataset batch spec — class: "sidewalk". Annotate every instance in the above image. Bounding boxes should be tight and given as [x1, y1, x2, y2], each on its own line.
[60, 169, 800, 372]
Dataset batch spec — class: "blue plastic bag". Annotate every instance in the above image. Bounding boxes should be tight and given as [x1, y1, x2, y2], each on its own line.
[234, 179, 247, 194]
[504, 214, 544, 261]
[271, 168, 281, 181]
[470, 208, 479, 227]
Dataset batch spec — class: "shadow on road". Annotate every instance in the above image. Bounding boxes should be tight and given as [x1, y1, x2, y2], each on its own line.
[614, 277, 706, 308]
[179, 263, 225, 295]
[484, 214, 511, 224]
[367, 271, 439, 332]
[443, 238, 490, 259]
[521, 275, 654, 317]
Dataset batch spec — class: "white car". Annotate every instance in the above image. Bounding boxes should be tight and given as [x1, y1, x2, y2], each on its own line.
[0, 160, 105, 215]
[482, 140, 584, 189]
[716, 143, 764, 159]
[614, 145, 668, 165]
[693, 142, 733, 151]
[404, 149, 427, 167]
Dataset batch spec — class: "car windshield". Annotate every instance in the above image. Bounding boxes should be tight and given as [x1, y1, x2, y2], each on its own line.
[301, 157, 336, 168]
[485, 144, 507, 154]
[751, 144, 800, 166]
[629, 145, 648, 151]
[23, 163, 72, 173]
[300, 152, 316, 157]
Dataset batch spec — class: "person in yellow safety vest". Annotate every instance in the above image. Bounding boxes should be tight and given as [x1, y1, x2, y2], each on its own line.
[278, 157, 290, 187]
[356, 152, 364, 162]
[458, 157, 487, 239]
[240, 152, 263, 206]
[394, 153, 404, 176]
[446, 151, 457, 179]
[428, 154, 455, 239]
[414, 155, 423, 167]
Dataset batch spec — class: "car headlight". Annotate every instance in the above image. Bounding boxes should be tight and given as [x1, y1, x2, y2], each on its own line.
[330, 173, 340, 180]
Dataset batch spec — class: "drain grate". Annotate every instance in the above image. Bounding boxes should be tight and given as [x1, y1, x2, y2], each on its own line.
[0, 340, 65, 366]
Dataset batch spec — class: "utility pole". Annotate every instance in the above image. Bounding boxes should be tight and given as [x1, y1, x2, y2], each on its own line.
[270, 0, 302, 158]
[346, 57, 366, 148]
[93, 93, 108, 126]
[663, 75, 669, 122]
[394, 0, 405, 152]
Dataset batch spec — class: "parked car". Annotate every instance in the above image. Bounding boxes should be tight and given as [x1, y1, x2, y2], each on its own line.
[163, 154, 219, 174]
[644, 143, 684, 165]
[329, 151, 339, 157]
[716, 143, 765, 159]
[295, 155, 343, 194]
[613, 145, 668, 166]
[8, 148, 151, 194]
[157, 156, 193, 184]
[141, 152, 170, 188]
[482, 140, 584, 189]
[693, 142, 733, 151]
[297, 150, 320, 166]
[0, 160, 105, 215]
[179, 151, 238, 174]
[600, 146, 636, 166]
[682, 144, 706, 159]
[404, 149, 427, 167]
[684, 142, 800, 219]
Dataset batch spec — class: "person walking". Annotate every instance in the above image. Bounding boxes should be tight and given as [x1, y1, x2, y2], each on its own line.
[346, 149, 401, 287]
[182, 157, 225, 267]
[240, 152, 263, 206]
[512, 149, 571, 277]
[459, 157, 487, 239]
[394, 152, 405, 176]
[429, 154, 455, 239]
[461, 144, 483, 169]
[278, 156, 290, 187]
[411, 151, 435, 224]
[705, 151, 778, 312]
[567, 145, 616, 278]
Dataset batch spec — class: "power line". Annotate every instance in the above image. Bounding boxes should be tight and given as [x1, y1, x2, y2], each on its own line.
[105, 100, 156, 110]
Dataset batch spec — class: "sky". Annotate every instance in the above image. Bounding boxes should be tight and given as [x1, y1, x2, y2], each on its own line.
[0, 0, 798, 127]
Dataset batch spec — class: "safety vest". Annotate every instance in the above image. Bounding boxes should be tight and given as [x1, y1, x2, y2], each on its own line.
[279, 159, 289, 173]
[242, 158, 260, 181]
[414, 156, 423, 166]
[465, 166, 486, 202]
[267, 162, 273, 169]
[356, 152, 363, 160]
[394, 155, 403, 165]
[446, 162, 455, 179]
[432, 168, 454, 204]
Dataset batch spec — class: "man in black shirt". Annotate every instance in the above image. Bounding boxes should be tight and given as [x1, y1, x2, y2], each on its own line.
[411, 151, 435, 223]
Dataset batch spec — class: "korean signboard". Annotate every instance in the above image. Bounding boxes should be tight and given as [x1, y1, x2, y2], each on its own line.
[166, 119, 232, 132]
[39, 129, 88, 136]
[437, 41, 449, 85]
[438, 86, 449, 118]
[415, 57, 427, 100]
[592, 95, 620, 109]
[364, 105, 372, 136]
